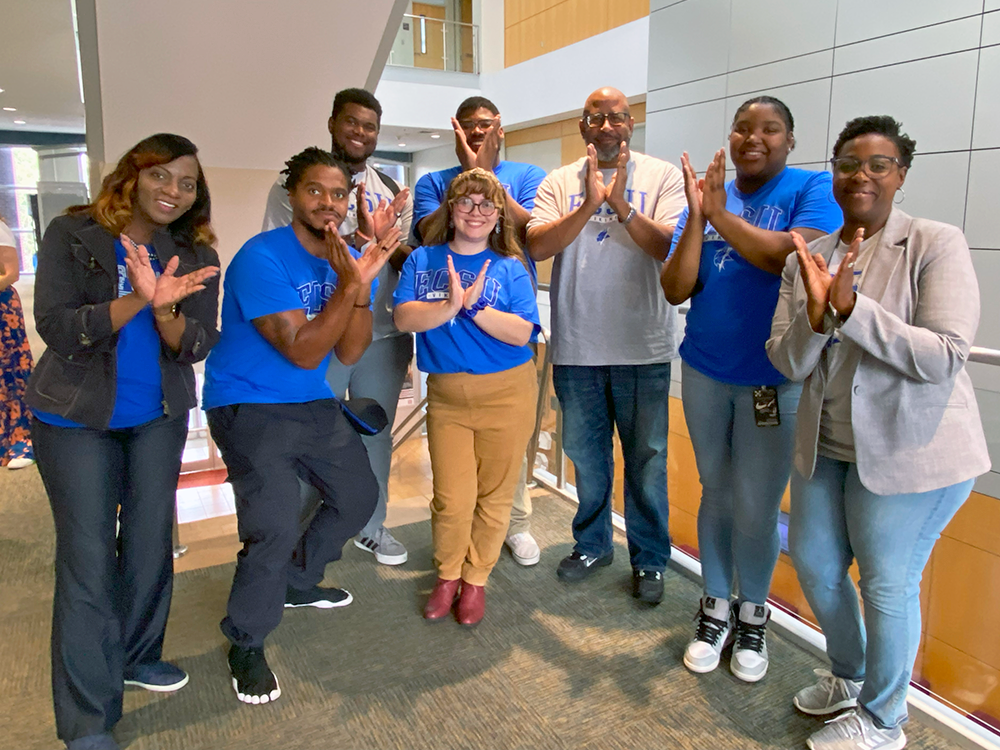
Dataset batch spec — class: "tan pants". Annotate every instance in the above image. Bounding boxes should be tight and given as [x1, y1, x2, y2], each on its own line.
[426, 360, 538, 585]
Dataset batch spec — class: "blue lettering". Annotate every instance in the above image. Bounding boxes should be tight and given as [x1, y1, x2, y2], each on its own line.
[483, 277, 501, 306]
[569, 193, 584, 211]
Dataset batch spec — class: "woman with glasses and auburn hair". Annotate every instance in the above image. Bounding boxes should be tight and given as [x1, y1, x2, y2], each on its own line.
[767, 116, 990, 750]
[0, 214, 34, 468]
[26, 133, 220, 750]
[661, 96, 842, 682]
[394, 167, 539, 627]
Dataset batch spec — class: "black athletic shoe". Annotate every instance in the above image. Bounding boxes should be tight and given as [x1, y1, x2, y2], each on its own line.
[631, 569, 664, 604]
[284, 585, 353, 609]
[228, 644, 281, 705]
[556, 550, 613, 582]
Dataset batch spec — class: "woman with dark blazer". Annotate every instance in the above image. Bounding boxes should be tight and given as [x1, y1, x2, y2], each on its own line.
[27, 133, 220, 750]
[767, 116, 990, 750]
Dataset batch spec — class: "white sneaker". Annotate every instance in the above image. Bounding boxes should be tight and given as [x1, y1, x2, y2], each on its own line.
[806, 710, 905, 750]
[6, 457, 35, 470]
[730, 601, 770, 682]
[794, 668, 864, 716]
[354, 527, 408, 565]
[505, 532, 540, 566]
[683, 596, 733, 674]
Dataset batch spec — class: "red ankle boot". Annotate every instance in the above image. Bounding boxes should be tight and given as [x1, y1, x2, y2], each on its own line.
[456, 581, 485, 627]
[424, 578, 461, 621]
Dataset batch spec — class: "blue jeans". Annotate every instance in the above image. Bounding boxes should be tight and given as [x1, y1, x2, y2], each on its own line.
[32, 414, 188, 743]
[327, 333, 413, 537]
[552, 363, 672, 571]
[681, 362, 801, 604]
[788, 455, 973, 729]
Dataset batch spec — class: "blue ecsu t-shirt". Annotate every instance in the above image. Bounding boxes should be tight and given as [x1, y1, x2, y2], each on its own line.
[412, 161, 546, 285]
[670, 167, 841, 386]
[203, 225, 374, 409]
[34, 239, 165, 429]
[394, 243, 540, 375]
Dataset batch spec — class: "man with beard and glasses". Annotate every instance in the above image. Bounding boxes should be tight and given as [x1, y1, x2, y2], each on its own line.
[205, 147, 402, 705]
[264, 88, 415, 568]
[526, 87, 685, 605]
[411, 96, 547, 569]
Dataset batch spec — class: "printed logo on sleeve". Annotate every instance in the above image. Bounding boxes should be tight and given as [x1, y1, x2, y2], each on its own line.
[296, 280, 337, 319]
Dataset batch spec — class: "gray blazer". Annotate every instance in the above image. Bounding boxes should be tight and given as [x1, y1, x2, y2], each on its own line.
[766, 207, 990, 495]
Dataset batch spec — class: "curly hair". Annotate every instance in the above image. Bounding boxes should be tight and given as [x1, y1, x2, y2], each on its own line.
[280, 147, 352, 193]
[732, 95, 794, 132]
[331, 88, 382, 125]
[421, 168, 525, 265]
[68, 133, 216, 247]
[832, 116, 917, 168]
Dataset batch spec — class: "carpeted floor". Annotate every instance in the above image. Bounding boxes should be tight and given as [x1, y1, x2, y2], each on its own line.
[1, 465, 963, 750]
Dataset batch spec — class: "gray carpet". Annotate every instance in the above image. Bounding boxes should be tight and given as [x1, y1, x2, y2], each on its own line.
[0, 465, 963, 750]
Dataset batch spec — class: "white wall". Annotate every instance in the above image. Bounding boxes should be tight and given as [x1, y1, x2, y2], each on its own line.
[646, 0, 1000, 495]
[412, 142, 460, 184]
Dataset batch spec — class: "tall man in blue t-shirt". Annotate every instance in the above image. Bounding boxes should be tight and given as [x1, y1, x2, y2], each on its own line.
[412, 96, 547, 567]
[203, 147, 401, 706]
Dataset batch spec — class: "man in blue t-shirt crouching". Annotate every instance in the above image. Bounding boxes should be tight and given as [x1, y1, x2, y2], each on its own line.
[202, 147, 400, 706]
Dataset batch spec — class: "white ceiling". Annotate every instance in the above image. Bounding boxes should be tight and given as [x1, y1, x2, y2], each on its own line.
[0, 0, 85, 133]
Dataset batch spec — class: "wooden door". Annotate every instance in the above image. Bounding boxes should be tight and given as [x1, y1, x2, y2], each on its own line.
[412, 3, 446, 70]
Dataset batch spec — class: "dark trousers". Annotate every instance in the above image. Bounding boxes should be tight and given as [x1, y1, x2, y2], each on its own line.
[32, 415, 188, 743]
[207, 400, 377, 648]
[552, 363, 672, 571]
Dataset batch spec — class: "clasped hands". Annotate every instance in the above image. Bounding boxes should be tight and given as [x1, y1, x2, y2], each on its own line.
[453, 116, 503, 172]
[121, 235, 219, 318]
[791, 228, 863, 333]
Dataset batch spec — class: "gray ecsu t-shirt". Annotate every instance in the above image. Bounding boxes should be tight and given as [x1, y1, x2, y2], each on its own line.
[528, 151, 686, 366]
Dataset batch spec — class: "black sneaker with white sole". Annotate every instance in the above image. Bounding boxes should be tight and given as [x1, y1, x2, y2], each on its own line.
[228, 644, 281, 705]
[284, 585, 353, 609]
[556, 550, 613, 582]
[632, 569, 664, 604]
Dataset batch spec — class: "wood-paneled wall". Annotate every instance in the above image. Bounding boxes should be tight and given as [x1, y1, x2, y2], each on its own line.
[505, 0, 648, 67]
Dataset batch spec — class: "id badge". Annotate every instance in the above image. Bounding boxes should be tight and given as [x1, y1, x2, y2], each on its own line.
[753, 386, 780, 427]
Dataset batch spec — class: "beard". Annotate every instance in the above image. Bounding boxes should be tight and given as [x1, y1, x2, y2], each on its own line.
[303, 220, 328, 241]
[331, 140, 370, 167]
[595, 140, 626, 162]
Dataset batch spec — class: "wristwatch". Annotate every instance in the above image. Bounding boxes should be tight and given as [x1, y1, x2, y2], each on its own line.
[618, 205, 637, 225]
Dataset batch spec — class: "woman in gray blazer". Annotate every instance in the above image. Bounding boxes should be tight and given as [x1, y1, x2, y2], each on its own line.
[766, 115, 990, 750]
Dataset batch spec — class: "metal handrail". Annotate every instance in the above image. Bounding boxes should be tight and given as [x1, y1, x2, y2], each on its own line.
[401, 12, 476, 29]
[969, 346, 1000, 366]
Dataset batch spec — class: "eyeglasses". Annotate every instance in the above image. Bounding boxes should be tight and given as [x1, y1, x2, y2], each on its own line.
[458, 118, 496, 132]
[582, 112, 629, 129]
[830, 155, 903, 179]
[453, 197, 498, 216]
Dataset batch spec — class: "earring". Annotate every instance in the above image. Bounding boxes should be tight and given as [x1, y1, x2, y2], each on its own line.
[894, 187, 905, 205]
[494, 220, 501, 234]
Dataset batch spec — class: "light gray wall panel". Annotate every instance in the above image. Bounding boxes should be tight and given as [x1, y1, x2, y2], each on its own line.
[982, 9, 1000, 44]
[647, 0, 731, 92]
[835, 0, 984, 46]
[894, 151, 969, 230]
[973, 46, 1000, 149]
[832, 15, 982, 76]
[728, 0, 837, 71]
[651, 0, 686, 13]
[987, 1, 1000, 13]
[965, 149, 1000, 250]
[828, 51, 978, 156]
[724, 79, 834, 166]
[969, 249, 1000, 394]
[646, 100, 728, 174]
[726, 50, 834, 98]
[647, 75, 726, 113]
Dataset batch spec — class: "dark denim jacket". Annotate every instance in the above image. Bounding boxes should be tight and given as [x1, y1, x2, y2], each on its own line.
[26, 214, 220, 429]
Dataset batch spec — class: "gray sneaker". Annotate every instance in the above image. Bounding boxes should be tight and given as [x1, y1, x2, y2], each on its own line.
[795, 668, 863, 715]
[354, 526, 408, 565]
[806, 710, 905, 750]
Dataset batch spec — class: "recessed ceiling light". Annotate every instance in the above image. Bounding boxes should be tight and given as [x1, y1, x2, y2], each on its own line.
[430, 133, 440, 139]
[13, 119, 26, 125]
[0, 88, 5, 94]
[3, 107, 16, 112]
[398, 142, 406, 148]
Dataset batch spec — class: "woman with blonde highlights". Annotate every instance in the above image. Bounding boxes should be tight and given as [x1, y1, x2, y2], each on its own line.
[27, 133, 220, 750]
[394, 168, 539, 626]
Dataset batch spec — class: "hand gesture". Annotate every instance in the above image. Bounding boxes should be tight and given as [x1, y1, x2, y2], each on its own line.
[462, 259, 491, 309]
[829, 227, 863, 317]
[356, 182, 411, 244]
[474, 116, 503, 171]
[452, 117, 477, 171]
[701, 148, 727, 221]
[445, 254, 465, 316]
[152, 256, 219, 313]
[605, 141, 630, 216]
[583, 144, 607, 210]
[324, 224, 364, 290]
[121, 234, 157, 302]
[791, 231, 832, 332]
[680, 152, 705, 220]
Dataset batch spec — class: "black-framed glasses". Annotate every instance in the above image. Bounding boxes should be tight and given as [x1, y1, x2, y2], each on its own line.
[830, 155, 903, 179]
[453, 197, 498, 217]
[458, 118, 496, 132]
[582, 112, 629, 129]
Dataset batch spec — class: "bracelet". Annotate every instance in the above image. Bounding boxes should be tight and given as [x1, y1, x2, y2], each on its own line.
[154, 305, 178, 322]
[354, 301, 372, 309]
[618, 205, 637, 225]
[460, 295, 489, 320]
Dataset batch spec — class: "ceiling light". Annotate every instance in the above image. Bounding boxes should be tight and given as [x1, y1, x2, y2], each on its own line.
[13, 120, 26, 125]
[430, 133, 440, 139]
[0, 88, 5, 94]
[398, 142, 406, 148]
[3, 107, 16, 112]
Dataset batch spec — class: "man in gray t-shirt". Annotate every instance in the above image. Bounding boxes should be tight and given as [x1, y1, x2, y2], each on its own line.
[527, 87, 684, 604]
[262, 88, 414, 569]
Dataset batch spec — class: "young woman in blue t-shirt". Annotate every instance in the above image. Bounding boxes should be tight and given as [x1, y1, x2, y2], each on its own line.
[661, 97, 842, 682]
[394, 168, 539, 627]
[26, 134, 220, 750]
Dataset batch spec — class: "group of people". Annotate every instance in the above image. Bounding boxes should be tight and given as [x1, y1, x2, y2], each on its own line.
[20, 82, 989, 750]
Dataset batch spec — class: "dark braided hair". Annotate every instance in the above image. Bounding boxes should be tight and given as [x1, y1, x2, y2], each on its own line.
[732, 96, 794, 132]
[281, 147, 352, 192]
[832, 115, 917, 168]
